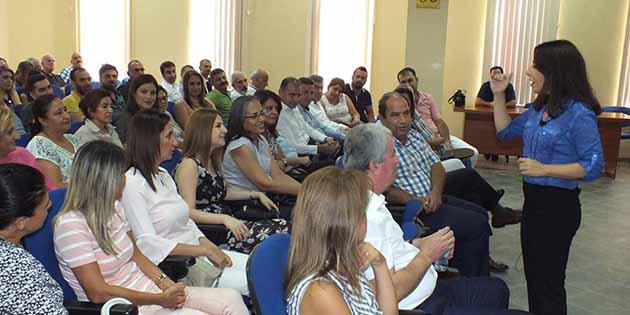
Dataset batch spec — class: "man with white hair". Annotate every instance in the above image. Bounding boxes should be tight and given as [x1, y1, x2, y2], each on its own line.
[41, 54, 65, 87]
[229, 71, 249, 101]
[59, 52, 83, 84]
[249, 69, 269, 93]
[343, 123, 523, 314]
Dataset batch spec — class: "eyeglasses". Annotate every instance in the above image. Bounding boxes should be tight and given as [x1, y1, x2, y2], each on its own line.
[131, 68, 145, 72]
[243, 111, 266, 120]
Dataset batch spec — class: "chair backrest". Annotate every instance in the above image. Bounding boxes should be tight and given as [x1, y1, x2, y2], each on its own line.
[69, 121, 84, 134]
[16, 132, 32, 147]
[403, 199, 422, 223]
[65, 83, 73, 96]
[247, 233, 291, 315]
[159, 149, 183, 175]
[22, 188, 77, 300]
[602, 106, 630, 115]
[51, 85, 65, 99]
[335, 155, 344, 168]
[13, 104, 24, 117]
[167, 101, 176, 118]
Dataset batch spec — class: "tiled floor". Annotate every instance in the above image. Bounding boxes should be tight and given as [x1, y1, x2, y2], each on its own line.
[476, 157, 630, 314]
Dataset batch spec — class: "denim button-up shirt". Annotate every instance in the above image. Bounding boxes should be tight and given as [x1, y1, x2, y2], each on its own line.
[497, 100, 604, 189]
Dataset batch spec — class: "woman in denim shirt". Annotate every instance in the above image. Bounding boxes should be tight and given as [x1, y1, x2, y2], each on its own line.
[491, 40, 603, 315]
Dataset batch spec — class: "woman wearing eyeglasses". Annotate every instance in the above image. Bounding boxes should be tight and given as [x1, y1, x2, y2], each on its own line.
[222, 96, 301, 220]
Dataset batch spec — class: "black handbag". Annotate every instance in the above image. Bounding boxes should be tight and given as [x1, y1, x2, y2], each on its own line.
[222, 199, 279, 221]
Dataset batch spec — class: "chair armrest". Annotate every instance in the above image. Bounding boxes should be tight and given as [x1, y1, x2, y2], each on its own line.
[196, 223, 228, 245]
[399, 309, 429, 315]
[158, 255, 196, 281]
[65, 301, 138, 315]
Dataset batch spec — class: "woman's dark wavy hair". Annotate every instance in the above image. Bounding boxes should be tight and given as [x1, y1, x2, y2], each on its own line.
[126, 111, 171, 191]
[225, 95, 261, 149]
[125, 74, 159, 115]
[531, 39, 601, 117]
[0, 164, 47, 229]
[255, 89, 282, 137]
[31, 93, 61, 135]
[79, 88, 114, 120]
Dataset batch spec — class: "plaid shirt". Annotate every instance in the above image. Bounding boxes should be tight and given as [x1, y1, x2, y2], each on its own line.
[393, 128, 441, 198]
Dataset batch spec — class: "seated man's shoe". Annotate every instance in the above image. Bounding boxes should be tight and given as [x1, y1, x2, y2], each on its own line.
[489, 257, 509, 272]
[491, 207, 522, 228]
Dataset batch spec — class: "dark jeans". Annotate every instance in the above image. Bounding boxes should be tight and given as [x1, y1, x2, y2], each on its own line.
[419, 196, 491, 277]
[418, 277, 529, 315]
[521, 182, 581, 315]
[444, 168, 502, 212]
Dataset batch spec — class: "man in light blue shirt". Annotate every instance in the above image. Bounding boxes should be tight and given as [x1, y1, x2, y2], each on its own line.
[296, 77, 346, 141]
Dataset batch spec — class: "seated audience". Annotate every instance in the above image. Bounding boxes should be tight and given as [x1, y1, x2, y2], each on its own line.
[0, 108, 55, 189]
[63, 67, 92, 122]
[475, 66, 516, 108]
[343, 66, 375, 123]
[0, 164, 67, 314]
[249, 69, 269, 93]
[27, 94, 79, 188]
[276, 77, 340, 159]
[27, 57, 43, 71]
[343, 124, 526, 314]
[117, 60, 144, 103]
[74, 89, 122, 147]
[380, 92, 521, 272]
[113, 74, 160, 143]
[58, 53, 83, 84]
[320, 77, 361, 127]
[176, 108, 289, 254]
[157, 85, 184, 146]
[296, 77, 345, 141]
[19, 71, 53, 130]
[207, 69, 232, 122]
[256, 89, 312, 170]
[286, 167, 398, 315]
[159, 61, 183, 103]
[398, 66, 480, 167]
[41, 54, 65, 87]
[0, 66, 26, 135]
[122, 111, 250, 295]
[53, 141, 248, 315]
[173, 70, 214, 129]
[223, 96, 301, 218]
[229, 71, 249, 100]
[199, 59, 213, 92]
[98, 64, 125, 114]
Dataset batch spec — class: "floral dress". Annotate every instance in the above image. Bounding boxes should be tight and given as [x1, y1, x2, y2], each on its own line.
[192, 158, 289, 254]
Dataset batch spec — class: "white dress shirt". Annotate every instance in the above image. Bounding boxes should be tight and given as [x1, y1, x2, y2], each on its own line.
[246, 85, 257, 96]
[121, 167, 205, 264]
[161, 80, 183, 103]
[364, 192, 437, 310]
[276, 103, 327, 155]
[310, 101, 349, 131]
[229, 89, 248, 101]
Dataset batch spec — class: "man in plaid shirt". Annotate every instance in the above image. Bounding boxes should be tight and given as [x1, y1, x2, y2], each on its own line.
[379, 92, 521, 274]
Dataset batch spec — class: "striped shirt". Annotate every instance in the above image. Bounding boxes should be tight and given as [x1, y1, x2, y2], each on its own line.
[393, 129, 441, 198]
[287, 271, 382, 315]
[53, 204, 159, 301]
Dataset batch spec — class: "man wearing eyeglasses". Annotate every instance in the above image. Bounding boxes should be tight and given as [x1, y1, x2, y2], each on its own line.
[117, 60, 145, 103]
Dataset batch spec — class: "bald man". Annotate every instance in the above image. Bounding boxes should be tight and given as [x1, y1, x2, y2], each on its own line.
[41, 54, 66, 87]
[249, 69, 269, 93]
[59, 52, 83, 84]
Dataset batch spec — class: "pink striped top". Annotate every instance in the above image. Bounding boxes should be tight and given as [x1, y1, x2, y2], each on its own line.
[53, 203, 159, 301]
[415, 91, 442, 135]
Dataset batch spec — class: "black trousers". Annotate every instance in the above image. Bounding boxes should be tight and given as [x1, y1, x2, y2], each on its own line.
[521, 182, 581, 315]
[444, 168, 501, 212]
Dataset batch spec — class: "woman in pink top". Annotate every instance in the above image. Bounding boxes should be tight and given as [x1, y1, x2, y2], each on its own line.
[0, 107, 56, 190]
[53, 140, 248, 315]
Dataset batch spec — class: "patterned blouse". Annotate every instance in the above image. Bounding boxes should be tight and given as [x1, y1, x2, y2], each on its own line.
[26, 134, 80, 183]
[0, 239, 68, 315]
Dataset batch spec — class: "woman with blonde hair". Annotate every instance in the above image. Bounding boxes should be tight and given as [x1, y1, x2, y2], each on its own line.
[176, 108, 289, 254]
[285, 166, 398, 315]
[53, 140, 248, 315]
[0, 66, 26, 136]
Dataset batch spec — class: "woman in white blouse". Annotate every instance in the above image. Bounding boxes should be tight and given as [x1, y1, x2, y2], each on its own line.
[121, 111, 249, 295]
[319, 77, 361, 127]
